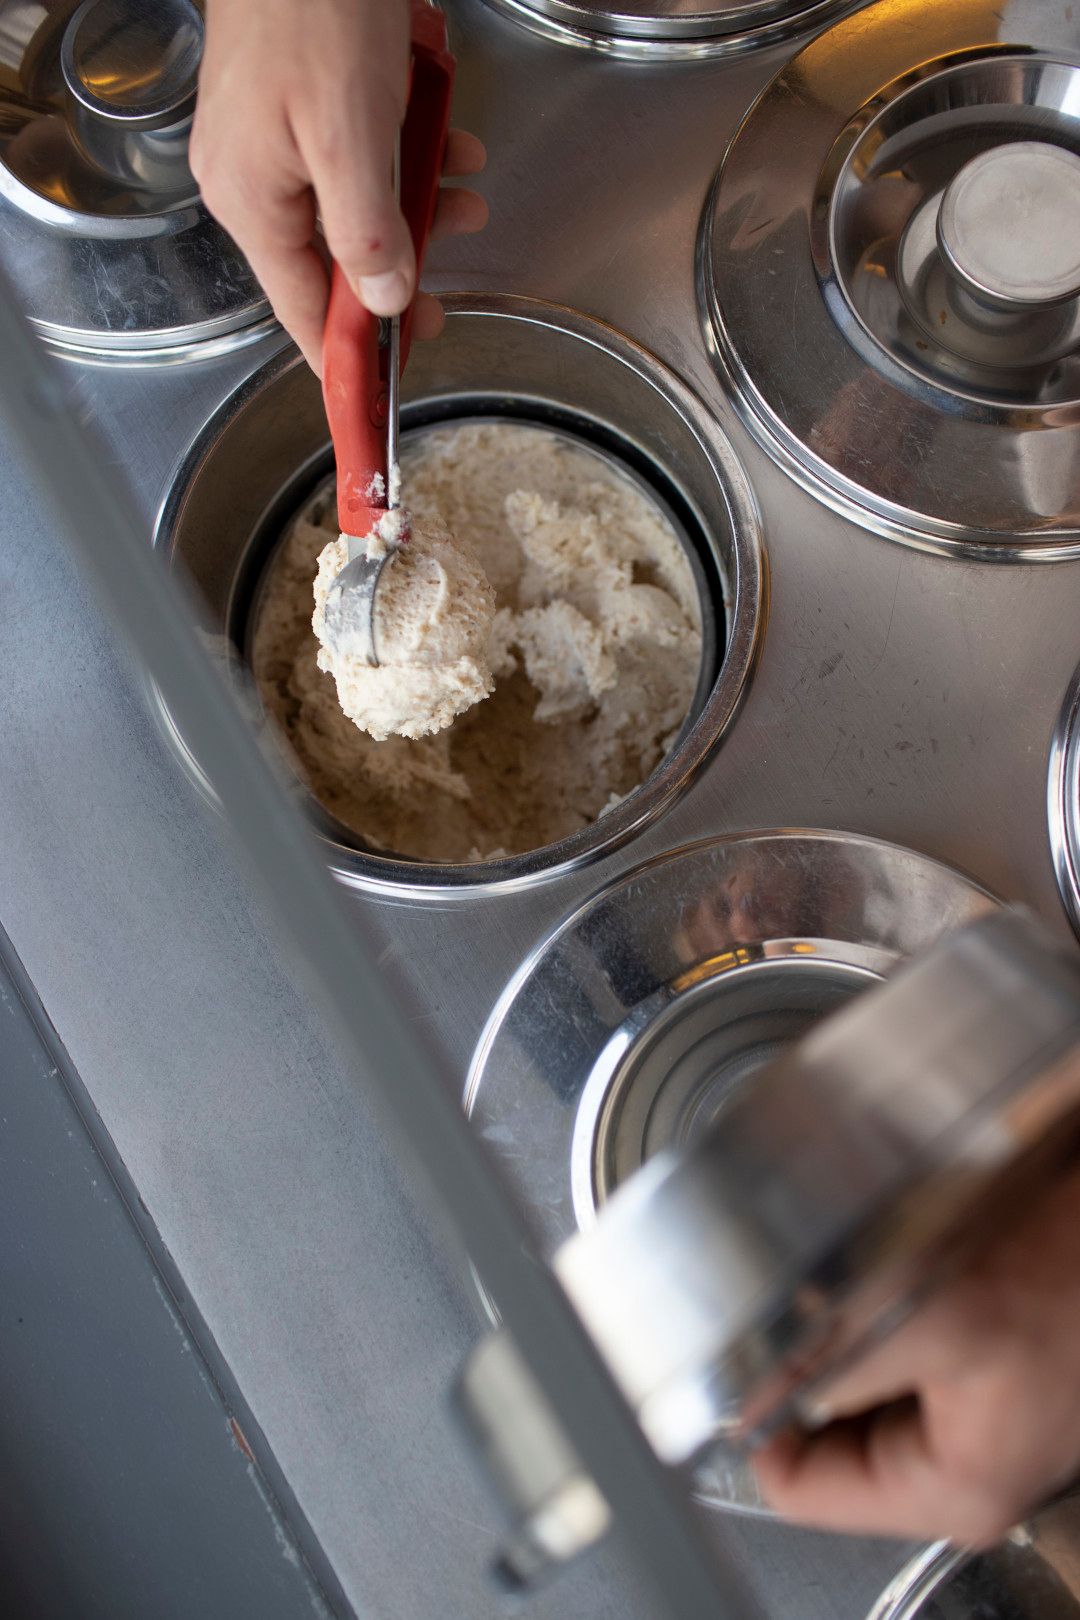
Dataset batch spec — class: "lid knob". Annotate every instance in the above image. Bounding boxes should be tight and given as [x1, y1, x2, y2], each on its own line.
[59, 0, 203, 193]
[937, 141, 1080, 314]
[61, 0, 203, 130]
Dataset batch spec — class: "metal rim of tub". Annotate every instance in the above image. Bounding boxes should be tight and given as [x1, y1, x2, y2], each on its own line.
[477, 0, 871, 60]
[1050, 660, 1080, 941]
[152, 293, 766, 900]
[698, 0, 1080, 558]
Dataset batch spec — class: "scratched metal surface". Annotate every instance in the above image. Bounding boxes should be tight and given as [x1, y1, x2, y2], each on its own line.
[2, 0, 1079, 1615]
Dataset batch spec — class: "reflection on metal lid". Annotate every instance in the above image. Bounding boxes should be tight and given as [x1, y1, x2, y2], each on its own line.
[0, 0, 271, 358]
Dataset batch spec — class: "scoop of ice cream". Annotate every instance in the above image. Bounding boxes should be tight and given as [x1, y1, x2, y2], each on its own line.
[312, 512, 496, 741]
[511, 600, 617, 721]
[252, 423, 704, 863]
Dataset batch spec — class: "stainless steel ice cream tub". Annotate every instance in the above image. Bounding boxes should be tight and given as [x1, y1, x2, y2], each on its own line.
[154, 293, 765, 897]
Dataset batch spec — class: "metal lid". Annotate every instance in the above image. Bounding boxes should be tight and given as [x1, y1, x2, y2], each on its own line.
[0, 0, 272, 359]
[700, 1, 1080, 556]
[465, 829, 997, 1507]
[1050, 662, 1080, 942]
[480, 0, 870, 58]
[867, 1496, 1080, 1619]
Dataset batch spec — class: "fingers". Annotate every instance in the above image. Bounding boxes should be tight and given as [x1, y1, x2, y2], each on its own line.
[753, 1398, 1030, 1545]
[444, 128, 487, 177]
[755, 1406, 926, 1538]
[431, 186, 489, 242]
[294, 127, 487, 317]
[292, 90, 415, 317]
[797, 1296, 972, 1426]
[413, 293, 445, 341]
[248, 235, 330, 375]
[195, 153, 330, 371]
[191, 0, 485, 368]
[409, 184, 486, 343]
[754, 1279, 1080, 1544]
[752, 1169, 1080, 1545]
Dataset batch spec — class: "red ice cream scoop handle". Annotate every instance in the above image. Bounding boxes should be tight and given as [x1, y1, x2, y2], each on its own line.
[322, 2, 455, 536]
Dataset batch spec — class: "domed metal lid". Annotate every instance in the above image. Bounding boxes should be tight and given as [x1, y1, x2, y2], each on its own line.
[0, 0, 272, 358]
[481, 0, 869, 58]
[699, 0, 1080, 556]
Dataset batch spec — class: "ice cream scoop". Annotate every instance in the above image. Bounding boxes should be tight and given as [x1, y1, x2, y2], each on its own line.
[319, 2, 477, 719]
[319, 288, 407, 669]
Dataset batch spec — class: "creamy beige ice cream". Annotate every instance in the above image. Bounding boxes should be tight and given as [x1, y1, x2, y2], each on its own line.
[250, 422, 704, 864]
[312, 513, 496, 741]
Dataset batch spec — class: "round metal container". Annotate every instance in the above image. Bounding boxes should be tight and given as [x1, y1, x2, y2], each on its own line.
[699, 0, 1080, 556]
[479, 0, 868, 58]
[1050, 662, 1080, 941]
[154, 295, 765, 897]
[0, 0, 271, 359]
[465, 828, 998, 1505]
[868, 1495, 1080, 1619]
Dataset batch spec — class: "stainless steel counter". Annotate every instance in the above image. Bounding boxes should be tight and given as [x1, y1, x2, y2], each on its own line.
[2, 1, 1080, 1615]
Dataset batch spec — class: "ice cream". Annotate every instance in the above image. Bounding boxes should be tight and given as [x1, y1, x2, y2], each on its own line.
[250, 422, 704, 864]
[312, 512, 496, 741]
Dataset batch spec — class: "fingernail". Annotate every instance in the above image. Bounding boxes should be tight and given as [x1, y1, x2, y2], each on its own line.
[359, 270, 410, 315]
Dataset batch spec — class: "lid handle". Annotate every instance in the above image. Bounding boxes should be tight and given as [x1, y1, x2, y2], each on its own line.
[937, 141, 1080, 315]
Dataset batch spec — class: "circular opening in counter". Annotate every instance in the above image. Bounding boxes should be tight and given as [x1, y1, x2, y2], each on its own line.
[154, 296, 764, 897]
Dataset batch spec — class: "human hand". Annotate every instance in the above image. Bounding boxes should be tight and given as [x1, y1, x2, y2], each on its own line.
[191, 0, 487, 373]
[753, 1162, 1080, 1546]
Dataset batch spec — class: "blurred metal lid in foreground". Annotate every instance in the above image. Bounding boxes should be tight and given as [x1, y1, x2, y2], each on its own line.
[0, 0, 272, 359]
[461, 908, 1080, 1586]
[700, 0, 1080, 555]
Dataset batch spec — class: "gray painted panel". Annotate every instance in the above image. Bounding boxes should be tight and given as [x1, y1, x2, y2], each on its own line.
[0, 926, 336, 1620]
